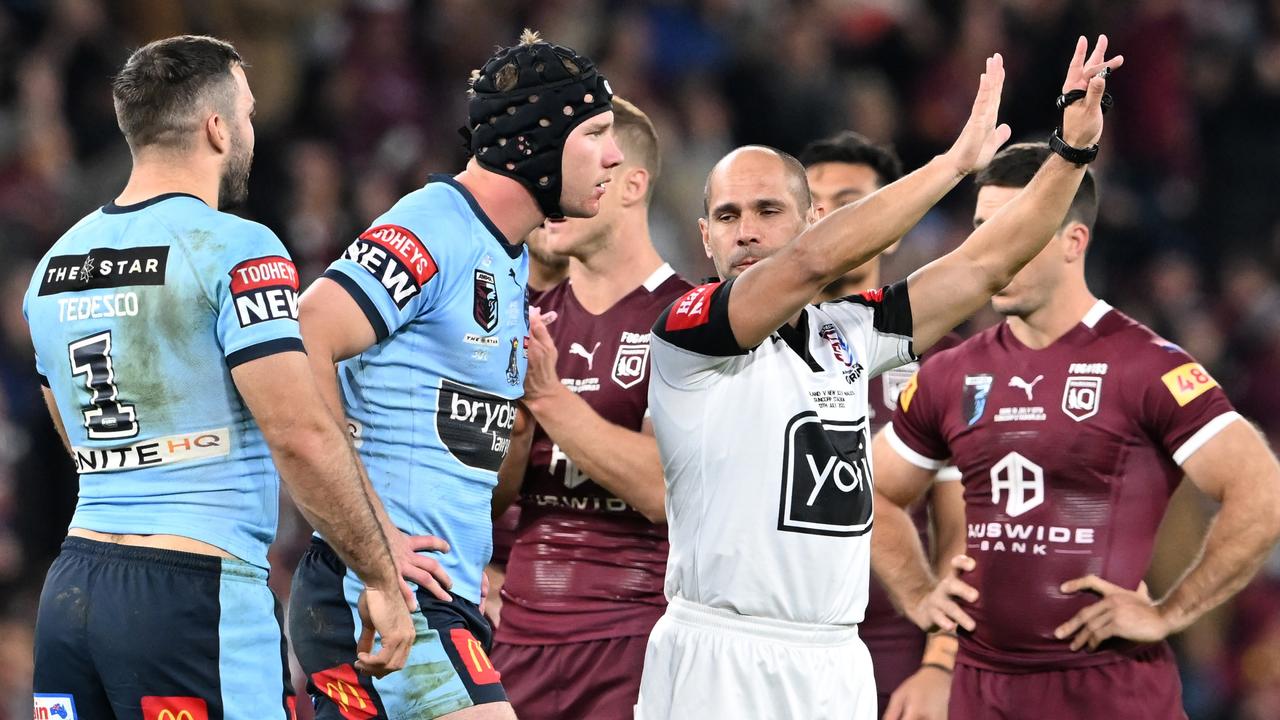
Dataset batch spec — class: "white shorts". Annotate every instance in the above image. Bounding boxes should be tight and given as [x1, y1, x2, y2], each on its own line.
[635, 597, 877, 720]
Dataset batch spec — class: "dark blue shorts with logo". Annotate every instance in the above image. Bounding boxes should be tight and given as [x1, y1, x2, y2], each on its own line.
[33, 537, 293, 720]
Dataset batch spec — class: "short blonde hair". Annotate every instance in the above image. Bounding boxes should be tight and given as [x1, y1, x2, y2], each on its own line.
[611, 97, 661, 204]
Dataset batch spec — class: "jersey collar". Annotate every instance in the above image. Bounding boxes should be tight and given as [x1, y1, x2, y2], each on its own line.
[102, 192, 205, 214]
[428, 174, 523, 260]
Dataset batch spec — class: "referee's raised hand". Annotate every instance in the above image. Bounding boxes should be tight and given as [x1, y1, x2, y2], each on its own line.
[1061, 35, 1124, 149]
[941, 53, 1012, 177]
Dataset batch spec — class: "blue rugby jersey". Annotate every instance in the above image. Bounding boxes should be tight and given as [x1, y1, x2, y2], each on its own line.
[322, 174, 529, 603]
[23, 193, 305, 568]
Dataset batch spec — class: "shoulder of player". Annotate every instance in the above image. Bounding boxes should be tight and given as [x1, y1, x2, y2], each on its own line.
[1094, 310, 1196, 367]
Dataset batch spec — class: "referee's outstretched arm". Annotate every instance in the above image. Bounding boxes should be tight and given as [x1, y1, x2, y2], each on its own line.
[721, 54, 1011, 350]
[904, 36, 1121, 354]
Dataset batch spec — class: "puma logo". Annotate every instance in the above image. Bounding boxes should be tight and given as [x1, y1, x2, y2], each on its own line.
[1009, 374, 1044, 401]
[569, 341, 602, 370]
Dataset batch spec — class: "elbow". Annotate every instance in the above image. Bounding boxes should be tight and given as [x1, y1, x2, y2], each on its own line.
[637, 479, 668, 524]
[265, 418, 336, 468]
[639, 502, 667, 525]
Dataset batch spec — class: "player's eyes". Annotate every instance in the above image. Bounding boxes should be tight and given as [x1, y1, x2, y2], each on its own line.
[716, 214, 737, 222]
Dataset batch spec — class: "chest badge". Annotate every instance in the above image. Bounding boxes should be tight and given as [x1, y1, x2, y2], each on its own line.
[473, 269, 498, 332]
[963, 374, 994, 426]
[1061, 376, 1102, 422]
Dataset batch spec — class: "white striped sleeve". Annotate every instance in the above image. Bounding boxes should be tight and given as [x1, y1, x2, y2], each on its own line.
[885, 422, 948, 471]
[1172, 411, 1243, 466]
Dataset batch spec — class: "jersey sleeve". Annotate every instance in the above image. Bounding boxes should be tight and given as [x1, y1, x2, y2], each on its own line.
[212, 223, 305, 368]
[650, 279, 747, 388]
[322, 221, 444, 341]
[1133, 342, 1241, 466]
[817, 280, 916, 377]
[884, 359, 951, 471]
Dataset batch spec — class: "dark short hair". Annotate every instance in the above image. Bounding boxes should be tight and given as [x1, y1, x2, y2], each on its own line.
[611, 97, 661, 204]
[798, 131, 904, 187]
[974, 142, 1098, 230]
[703, 145, 811, 217]
[112, 35, 243, 151]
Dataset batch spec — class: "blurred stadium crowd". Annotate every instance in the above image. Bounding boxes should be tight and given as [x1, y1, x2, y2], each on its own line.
[2, 1, 1280, 718]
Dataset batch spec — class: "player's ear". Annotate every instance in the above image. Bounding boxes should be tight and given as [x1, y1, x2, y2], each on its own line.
[1063, 222, 1090, 263]
[205, 112, 230, 155]
[699, 217, 712, 259]
[621, 166, 648, 207]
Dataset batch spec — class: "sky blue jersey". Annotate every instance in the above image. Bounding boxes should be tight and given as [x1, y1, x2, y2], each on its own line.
[322, 175, 529, 603]
[22, 193, 304, 569]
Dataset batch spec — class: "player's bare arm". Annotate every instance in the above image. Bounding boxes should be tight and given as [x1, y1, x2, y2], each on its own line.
[40, 386, 72, 456]
[231, 350, 413, 676]
[1055, 420, 1280, 651]
[492, 402, 534, 518]
[870, 428, 979, 634]
[521, 309, 666, 522]
[298, 277, 457, 605]
[905, 36, 1123, 354]
[724, 54, 1012, 349]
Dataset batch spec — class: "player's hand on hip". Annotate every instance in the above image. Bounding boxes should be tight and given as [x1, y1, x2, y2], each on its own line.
[1055, 576, 1169, 651]
[391, 528, 453, 606]
[884, 665, 952, 720]
[910, 554, 979, 633]
[354, 585, 415, 677]
[942, 54, 1012, 176]
[523, 307, 563, 406]
[1060, 35, 1124, 148]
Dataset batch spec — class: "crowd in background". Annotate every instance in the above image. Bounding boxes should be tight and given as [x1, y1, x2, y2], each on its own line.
[2, 1, 1280, 718]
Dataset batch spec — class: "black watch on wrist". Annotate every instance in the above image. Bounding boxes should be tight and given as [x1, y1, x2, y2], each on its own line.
[1048, 126, 1099, 165]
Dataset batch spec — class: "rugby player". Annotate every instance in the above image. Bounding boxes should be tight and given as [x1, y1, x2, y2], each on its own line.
[24, 35, 412, 720]
[637, 38, 1123, 719]
[801, 131, 965, 719]
[872, 141, 1280, 719]
[289, 31, 622, 719]
[488, 97, 691, 720]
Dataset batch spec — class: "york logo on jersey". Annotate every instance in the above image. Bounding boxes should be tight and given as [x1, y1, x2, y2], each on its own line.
[436, 378, 515, 471]
[1061, 376, 1102, 422]
[611, 344, 650, 389]
[990, 452, 1044, 517]
[665, 283, 718, 331]
[344, 224, 438, 309]
[474, 270, 499, 331]
[229, 256, 298, 327]
[778, 412, 874, 537]
[39, 246, 168, 296]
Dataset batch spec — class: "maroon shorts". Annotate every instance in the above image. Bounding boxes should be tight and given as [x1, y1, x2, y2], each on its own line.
[949, 644, 1186, 720]
[490, 635, 647, 720]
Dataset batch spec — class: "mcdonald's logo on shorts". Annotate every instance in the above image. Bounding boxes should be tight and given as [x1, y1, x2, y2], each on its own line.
[140, 696, 208, 720]
[310, 664, 377, 720]
[449, 628, 501, 685]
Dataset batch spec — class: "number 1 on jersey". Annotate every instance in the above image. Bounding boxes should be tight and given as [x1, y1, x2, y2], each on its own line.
[68, 331, 139, 439]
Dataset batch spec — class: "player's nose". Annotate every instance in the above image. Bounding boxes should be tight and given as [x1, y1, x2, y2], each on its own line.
[602, 133, 624, 169]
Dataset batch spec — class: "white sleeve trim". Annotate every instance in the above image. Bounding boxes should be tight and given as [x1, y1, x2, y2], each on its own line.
[1172, 411, 1243, 466]
[884, 423, 947, 471]
[934, 465, 962, 483]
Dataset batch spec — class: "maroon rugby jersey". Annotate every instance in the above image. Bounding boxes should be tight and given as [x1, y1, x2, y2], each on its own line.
[497, 265, 692, 645]
[862, 332, 961, 694]
[886, 301, 1239, 671]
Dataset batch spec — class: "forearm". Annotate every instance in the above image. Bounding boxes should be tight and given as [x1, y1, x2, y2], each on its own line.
[961, 155, 1084, 289]
[872, 491, 938, 613]
[801, 155, 964, 284]
[1157, 494, 1280, 633]
[274, 424, 398, 589]
[493, 412, 532, 518]
[527, 387, 665, 522]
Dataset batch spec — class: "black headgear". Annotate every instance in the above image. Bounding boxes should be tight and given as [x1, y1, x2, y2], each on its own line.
[463, 37, 613, 218]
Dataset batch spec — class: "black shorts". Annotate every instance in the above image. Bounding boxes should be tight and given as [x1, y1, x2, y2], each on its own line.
[289, 538, 507, 719]
[33, 537, 293, 720]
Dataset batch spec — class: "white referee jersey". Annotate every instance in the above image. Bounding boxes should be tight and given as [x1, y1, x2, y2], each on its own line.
[648, 277, 916, 626]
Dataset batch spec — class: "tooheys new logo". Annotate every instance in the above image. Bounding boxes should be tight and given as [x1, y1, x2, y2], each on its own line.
[229, 255, 299, 326]
[436, 378, 515, 471]
[343, 224, 438, 309]
[778, 412, 874, 536]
